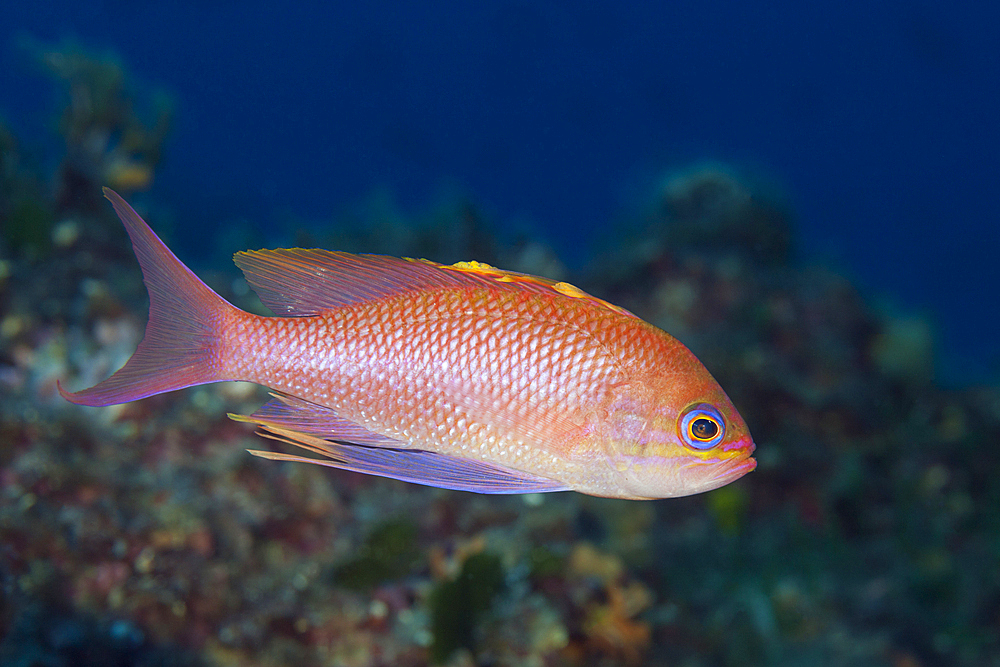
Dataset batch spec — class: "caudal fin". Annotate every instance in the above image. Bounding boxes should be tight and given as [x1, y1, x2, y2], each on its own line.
[59, 188, 237, 406]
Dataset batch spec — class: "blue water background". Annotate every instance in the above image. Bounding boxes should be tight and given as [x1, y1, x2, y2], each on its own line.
[2, 0, 998, 383]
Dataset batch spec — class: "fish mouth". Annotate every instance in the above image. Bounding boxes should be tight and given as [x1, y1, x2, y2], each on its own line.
[709, 439, 757, 486]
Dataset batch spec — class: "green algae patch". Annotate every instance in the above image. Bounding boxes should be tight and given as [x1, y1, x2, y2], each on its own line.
[334, 518, 420, 590]
[429, 551, 505, 664]
[5, 198, 54, 256]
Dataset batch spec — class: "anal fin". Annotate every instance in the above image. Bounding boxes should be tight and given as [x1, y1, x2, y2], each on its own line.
[244, 423, 569, 494]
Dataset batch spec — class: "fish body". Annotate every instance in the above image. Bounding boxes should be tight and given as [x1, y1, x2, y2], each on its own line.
[61, 189, 755, 499]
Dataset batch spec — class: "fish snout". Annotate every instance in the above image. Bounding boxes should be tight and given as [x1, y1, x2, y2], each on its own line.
[708, 436, 757, 487]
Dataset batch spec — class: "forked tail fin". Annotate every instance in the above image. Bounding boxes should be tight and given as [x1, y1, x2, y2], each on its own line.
[59, 188, 238, 406]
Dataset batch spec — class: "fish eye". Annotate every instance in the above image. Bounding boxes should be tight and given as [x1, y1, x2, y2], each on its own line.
[679, 404, 725, 450]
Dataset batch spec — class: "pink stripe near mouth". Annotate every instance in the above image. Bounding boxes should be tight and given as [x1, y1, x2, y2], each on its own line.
[710, 445, 757, 485]
[721, 436, 756, 453]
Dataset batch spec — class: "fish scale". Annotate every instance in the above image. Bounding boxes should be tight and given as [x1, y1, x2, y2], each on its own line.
[60, 188, 756, 499]
[221, 286, 668, 492]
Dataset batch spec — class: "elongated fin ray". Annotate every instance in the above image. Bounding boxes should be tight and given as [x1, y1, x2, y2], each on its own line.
[245, 424, 569, 494]
[234, 248, 636, 318]
[230, 392, 402, 447]
[59, 188, 237, 406]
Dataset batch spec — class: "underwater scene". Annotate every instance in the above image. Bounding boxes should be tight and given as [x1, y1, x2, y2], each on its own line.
[2, 2, 999, 666]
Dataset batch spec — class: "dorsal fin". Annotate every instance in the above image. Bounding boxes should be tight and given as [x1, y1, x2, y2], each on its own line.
[233, 249, 637, 318]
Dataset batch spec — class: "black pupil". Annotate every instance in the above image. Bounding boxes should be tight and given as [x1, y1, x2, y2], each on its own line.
[692, 418, 719, 440]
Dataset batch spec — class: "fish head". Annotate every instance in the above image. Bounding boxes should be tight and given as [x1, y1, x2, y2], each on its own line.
[601, 368, 756, 499]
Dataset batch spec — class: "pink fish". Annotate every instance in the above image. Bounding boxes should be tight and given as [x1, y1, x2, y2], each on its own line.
[60, 188, 755, 499]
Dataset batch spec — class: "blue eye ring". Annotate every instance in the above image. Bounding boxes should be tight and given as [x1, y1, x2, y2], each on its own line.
[679, 404, 726, 450]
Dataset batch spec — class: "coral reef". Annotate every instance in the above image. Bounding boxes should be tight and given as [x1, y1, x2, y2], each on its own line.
[0, 120, 53, 258]
[654, 162, 793, 266]
[24, 38, 174, 214]
[303, 186, 567, 282]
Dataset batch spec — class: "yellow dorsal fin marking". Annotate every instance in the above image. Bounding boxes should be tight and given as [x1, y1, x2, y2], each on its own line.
[447, 260, 503, 275]
[445, 259, 637, 318]
[553, 281, 587, 298]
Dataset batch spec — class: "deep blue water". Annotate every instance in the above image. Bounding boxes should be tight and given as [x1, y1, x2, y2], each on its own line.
[2, 0, 998, 383]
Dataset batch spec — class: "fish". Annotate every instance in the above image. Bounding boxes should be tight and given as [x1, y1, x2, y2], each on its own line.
[59, 188, 756, 499]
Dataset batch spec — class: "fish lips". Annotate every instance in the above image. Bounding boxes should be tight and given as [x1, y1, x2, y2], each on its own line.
[708, 437, 757, 487]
